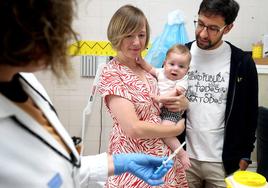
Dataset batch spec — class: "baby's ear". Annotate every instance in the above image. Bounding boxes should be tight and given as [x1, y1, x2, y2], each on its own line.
[162, 60, 167, 68]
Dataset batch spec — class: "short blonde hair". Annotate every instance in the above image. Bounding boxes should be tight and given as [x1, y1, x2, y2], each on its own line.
[107, 5, 150, 51]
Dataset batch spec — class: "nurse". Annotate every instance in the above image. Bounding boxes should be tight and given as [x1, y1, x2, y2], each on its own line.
[0, 0, 173, 187]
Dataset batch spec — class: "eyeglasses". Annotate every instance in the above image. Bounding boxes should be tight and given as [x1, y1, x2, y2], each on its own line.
[194, 20, 226, 36]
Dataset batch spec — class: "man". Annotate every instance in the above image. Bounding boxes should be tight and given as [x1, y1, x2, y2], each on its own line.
[183, 0, 258, 187]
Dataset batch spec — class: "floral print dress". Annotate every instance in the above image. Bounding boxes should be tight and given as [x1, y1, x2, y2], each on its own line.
[97, 59, 188, 188]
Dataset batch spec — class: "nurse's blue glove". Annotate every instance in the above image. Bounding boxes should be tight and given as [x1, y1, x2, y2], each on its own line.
[113, 153, 173, 186]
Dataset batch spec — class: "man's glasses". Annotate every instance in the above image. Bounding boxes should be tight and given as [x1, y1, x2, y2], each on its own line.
[194, 20, 226, 36]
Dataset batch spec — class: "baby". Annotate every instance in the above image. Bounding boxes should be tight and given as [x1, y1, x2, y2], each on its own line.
[139, 44, 191, 169]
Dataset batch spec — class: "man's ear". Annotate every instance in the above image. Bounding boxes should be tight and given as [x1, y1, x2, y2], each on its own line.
[223, 23, 234, 35]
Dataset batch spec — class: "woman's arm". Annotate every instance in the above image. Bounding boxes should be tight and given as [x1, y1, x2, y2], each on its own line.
[106, 95, 184, 139]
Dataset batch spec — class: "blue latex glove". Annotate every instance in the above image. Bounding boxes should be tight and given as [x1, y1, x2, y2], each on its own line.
[113, 153, 173, 186]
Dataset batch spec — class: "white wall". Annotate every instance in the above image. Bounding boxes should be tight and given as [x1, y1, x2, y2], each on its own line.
[35, 0, 268, 157]
[75, 0, 268, 51]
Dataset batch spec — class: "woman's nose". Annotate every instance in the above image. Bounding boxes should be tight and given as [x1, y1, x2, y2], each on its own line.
[132, 36, 140, 45]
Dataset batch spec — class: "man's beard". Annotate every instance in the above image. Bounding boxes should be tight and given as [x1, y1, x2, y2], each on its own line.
[196, 33, 223, 50]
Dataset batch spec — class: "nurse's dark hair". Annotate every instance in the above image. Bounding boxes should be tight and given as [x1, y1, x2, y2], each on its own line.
[0, 0, 78, 78]
[198, 0, 240, 25]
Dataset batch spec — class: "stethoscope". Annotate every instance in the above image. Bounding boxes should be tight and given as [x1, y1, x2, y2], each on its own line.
[11, 75, 81, 168]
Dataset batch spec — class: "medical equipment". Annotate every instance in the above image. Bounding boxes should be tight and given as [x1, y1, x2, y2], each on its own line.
[154, 141, 186, 174]
[81, 60, 107, 155]
[225, 171, 268, 188]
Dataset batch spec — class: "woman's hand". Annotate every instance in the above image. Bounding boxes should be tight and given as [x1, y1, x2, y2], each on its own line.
[155, 94, 189, 112]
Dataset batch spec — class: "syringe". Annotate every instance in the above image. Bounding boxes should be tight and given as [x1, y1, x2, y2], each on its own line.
[154, 141, 186, 174]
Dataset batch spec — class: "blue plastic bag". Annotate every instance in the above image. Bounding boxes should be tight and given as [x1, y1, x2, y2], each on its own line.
[145, 10, 189, 68]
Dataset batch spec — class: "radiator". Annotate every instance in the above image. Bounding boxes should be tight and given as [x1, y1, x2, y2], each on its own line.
[80, 56, 109, 77]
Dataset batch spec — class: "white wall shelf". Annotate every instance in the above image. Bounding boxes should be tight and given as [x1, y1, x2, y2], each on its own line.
[257, 65, 268, 74]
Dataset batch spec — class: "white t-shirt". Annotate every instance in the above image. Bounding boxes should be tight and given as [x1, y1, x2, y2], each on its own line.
[186, 41, 231, 162]
[156, 68, 188, 95]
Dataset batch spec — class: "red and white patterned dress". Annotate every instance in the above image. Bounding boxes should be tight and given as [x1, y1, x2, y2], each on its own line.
[98, 59, 188, 188]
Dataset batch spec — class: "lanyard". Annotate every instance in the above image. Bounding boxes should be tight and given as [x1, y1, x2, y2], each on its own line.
[11, 116, 81, 168]
[13, 74, 81, 167]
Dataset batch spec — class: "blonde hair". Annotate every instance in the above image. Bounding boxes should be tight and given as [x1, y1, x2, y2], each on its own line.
[107, 4, 150, 51]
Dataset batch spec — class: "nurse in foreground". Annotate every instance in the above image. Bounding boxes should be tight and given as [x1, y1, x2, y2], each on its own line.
[0, 0, 173, 187]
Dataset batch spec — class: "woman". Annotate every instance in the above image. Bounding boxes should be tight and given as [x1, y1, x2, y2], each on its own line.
[98, 5, 189, 187]
[0, 1, 173, 187]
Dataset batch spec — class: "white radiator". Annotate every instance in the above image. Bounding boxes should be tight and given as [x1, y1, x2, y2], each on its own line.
[80, 56, 109, 77]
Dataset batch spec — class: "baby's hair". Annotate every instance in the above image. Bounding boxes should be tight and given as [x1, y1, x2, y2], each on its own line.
[166, 44, 190, 58]
[165, 44, 192, 64]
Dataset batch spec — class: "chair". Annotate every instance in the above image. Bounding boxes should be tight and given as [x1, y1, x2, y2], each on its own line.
[256, 106, 268, 180]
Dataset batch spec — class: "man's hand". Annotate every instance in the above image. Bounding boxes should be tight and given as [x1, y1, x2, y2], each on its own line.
[239, 159, 251, 170]
[157, 95, 189, 112]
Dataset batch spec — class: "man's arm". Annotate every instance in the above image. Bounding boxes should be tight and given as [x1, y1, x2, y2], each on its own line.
[239, 54, 259, 170]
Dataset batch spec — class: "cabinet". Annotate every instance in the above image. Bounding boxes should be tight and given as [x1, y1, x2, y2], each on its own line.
[254, 57, 268, 65]
[254, 58, 268, 74]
